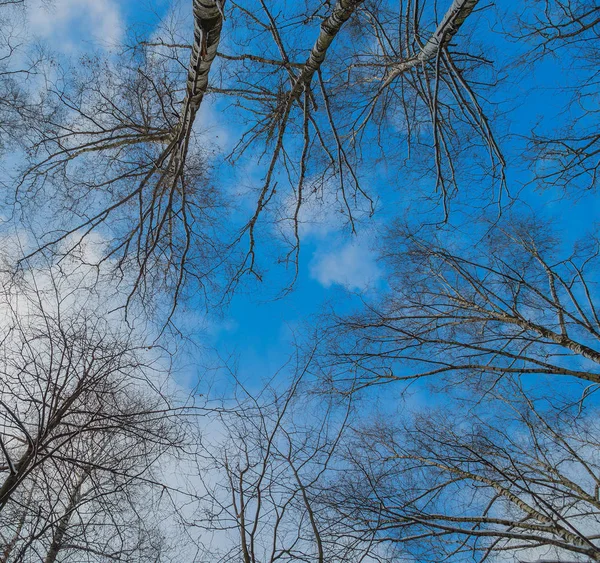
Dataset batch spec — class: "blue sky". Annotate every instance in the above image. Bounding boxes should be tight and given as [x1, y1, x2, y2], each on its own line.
[16, 0, 378, 382]
[2, 4, 597, 561]
[21, 0, 600, 402]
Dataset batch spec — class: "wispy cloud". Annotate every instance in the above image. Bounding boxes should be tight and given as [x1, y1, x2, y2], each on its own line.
[27, 0, 124, 52]
[277, 179, 382, 291]
[309, 236, 381, 291]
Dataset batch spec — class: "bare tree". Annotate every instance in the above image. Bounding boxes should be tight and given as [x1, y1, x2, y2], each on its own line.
[508, 1, 600, 194]
[15, 41, 227, 321]
[0, 260, 190, 560]
[319, 216, 600, 394]
[188, 354, 385, 562]
[310, 212, 600, 557]
[3, 0, 596, 306]
[0, 1, 52, 153]
[12, 0, 498, 312]
[321, 378, 600, 562]
[1, 1, 598, 561]
[1, 459, 177, 562]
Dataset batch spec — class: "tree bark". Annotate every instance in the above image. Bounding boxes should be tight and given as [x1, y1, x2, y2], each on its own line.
[44, 470, 89, 563]
[383, 0, 480, 87]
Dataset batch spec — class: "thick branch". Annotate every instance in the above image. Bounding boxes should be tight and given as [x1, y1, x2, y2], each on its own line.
[383, 0, 479, 87]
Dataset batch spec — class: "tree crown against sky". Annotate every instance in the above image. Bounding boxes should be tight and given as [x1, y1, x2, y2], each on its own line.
[2, 0, 568, 313]
[0, 0, 599, 562]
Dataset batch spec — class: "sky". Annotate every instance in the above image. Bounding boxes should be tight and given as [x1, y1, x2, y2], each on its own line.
[15, 0, 382, 388]
[17, 0, 600, 400]
[8, 2, 600, 560]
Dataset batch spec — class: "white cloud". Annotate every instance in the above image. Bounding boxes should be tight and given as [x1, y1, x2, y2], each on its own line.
[27, 0, 123, 52]
[279, 179, 356, 241]
[275, 179, 383, 291]
[310, 236, 381, 291]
